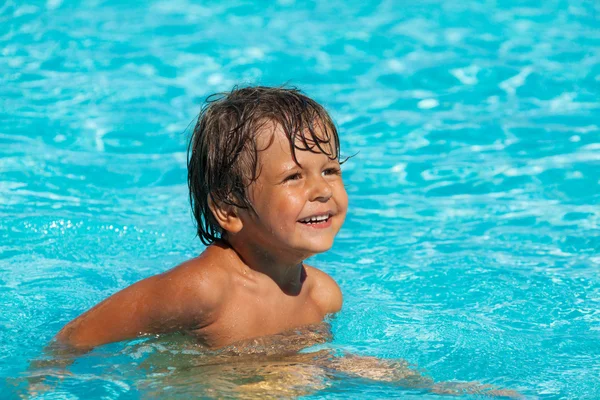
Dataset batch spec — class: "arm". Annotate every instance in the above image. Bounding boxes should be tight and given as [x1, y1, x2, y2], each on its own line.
[19, 263, 221, 397]
[55, 260, 222, 351]
[323, 353, 522, 398]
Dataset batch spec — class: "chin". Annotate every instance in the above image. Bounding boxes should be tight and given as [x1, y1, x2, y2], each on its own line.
[298, 240, 334, 255]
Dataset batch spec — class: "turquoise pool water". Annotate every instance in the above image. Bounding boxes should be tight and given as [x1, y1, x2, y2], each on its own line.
[1, 0, 599, 398]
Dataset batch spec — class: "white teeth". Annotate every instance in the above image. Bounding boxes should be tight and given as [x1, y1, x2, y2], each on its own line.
[300, 214, 330, 223]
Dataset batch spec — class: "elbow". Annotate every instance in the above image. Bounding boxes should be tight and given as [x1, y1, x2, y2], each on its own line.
[54, 323, 94, 353]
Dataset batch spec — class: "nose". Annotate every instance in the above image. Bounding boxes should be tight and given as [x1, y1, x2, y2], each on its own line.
[309, 175, 333, 202]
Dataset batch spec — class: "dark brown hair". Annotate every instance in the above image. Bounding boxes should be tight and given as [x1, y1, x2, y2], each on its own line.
[187, 86, 341, 245]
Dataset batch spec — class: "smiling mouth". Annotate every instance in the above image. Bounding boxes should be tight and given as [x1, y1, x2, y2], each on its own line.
[298, 213, 332, 225]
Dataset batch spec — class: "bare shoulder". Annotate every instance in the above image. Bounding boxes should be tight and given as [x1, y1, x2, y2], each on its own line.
[159, 246, 232, 316]
[305, 265, 343, 314]
[54, 245, 234, 350]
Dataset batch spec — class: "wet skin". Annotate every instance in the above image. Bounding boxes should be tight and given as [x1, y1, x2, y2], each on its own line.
[55, 124, 348, 351]
[45, 125, 520, 398]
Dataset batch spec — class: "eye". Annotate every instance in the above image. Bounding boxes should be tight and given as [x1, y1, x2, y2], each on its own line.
[284, 172, 302, 182]
[322, 167, 341, 176]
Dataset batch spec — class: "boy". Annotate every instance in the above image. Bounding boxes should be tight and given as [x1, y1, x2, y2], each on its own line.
[56, 86, 348, 351]
[45, 87, 519, 398]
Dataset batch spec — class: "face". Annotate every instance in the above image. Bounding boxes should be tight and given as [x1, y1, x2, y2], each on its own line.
[237, 123, 348, 259]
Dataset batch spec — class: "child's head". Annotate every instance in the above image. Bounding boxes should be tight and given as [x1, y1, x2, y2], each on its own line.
[188, 86, 345, 249]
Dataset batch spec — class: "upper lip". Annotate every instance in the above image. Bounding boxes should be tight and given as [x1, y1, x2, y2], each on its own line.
[298, 211, 333, 223]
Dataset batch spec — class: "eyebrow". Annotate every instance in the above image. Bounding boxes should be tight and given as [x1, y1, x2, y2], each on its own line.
[276, 164, 302, 177]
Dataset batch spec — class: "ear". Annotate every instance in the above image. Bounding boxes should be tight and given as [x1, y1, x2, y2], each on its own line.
[208, 196, 243, 234]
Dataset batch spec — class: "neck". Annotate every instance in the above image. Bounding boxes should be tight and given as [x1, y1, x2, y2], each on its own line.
[223, 238, 308, 295]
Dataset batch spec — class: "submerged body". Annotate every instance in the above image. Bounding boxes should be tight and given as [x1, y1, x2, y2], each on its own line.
[44, 87, 521, 398]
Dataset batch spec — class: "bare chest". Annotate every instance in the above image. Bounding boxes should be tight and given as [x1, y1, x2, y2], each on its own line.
[191, 289, 325, 348]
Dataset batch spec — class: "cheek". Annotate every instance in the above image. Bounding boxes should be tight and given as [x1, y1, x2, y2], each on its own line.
[335, 184, 349, 212]
[269, 190, 305, 220]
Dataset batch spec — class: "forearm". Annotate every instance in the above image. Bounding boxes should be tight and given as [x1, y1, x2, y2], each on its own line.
[318, 352, 521, 397]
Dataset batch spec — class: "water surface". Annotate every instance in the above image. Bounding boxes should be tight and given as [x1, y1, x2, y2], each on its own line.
[1, 0, 599, 398]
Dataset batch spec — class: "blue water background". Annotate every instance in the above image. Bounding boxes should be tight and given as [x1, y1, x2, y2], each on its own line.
[1, 0, 599, 398]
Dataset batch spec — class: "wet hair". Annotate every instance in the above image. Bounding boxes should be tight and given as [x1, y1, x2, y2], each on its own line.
[187, 86, 341, 245]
